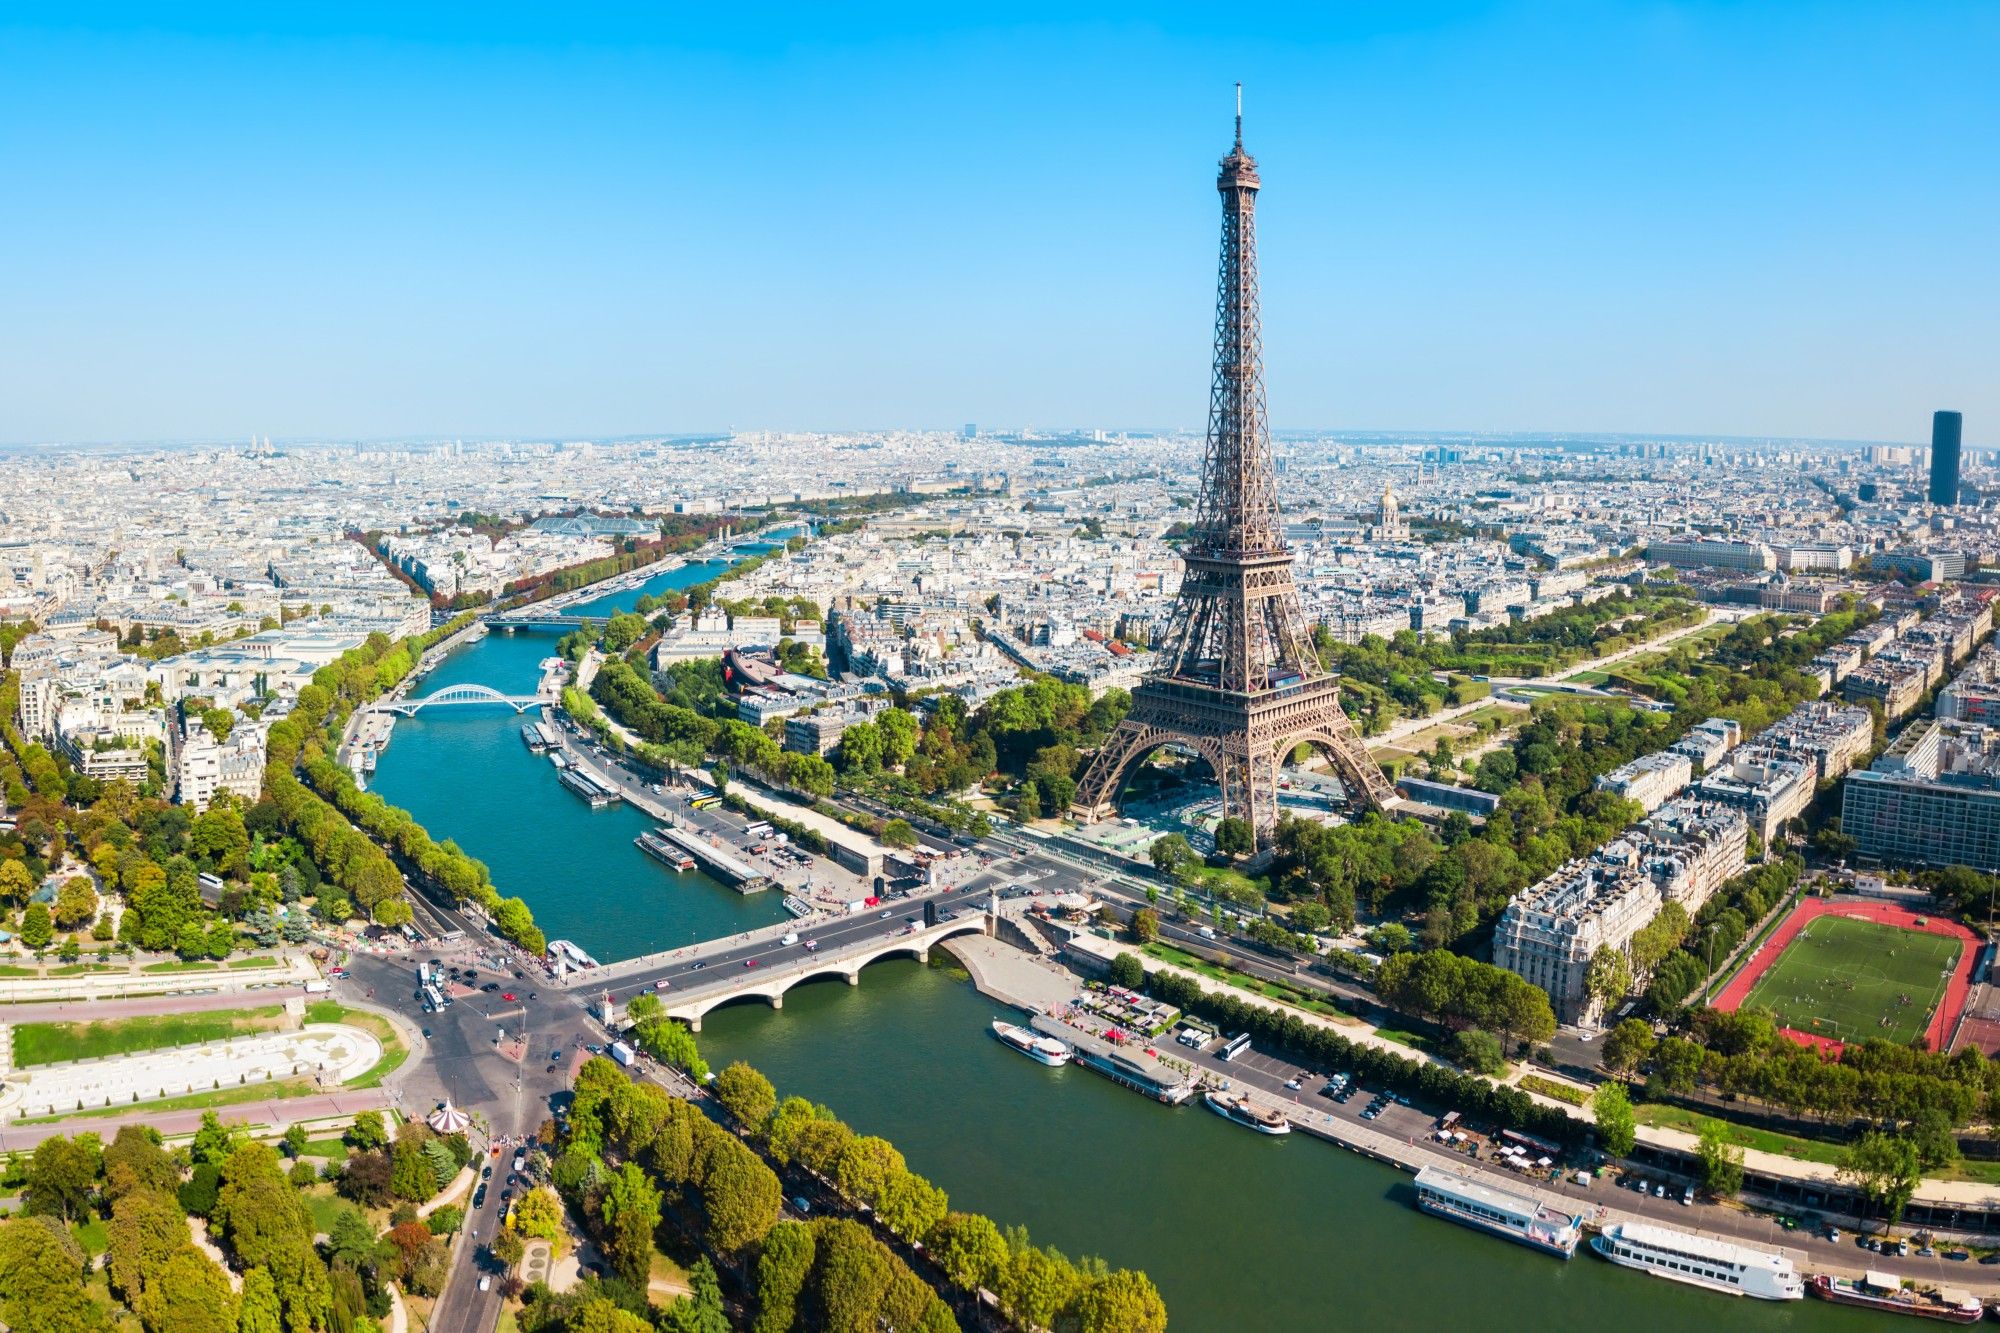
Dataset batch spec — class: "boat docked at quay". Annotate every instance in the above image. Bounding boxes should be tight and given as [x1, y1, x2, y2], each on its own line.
[991, 1020, 1072, 1067]
[635, 829, 697, 871]
[1202, 1088, 1292, 1135]
[1590, 1222, 1802, 1300]
[781, 894, 814, 919]
[1411, 1165, 1580, 1259]
[1807, 1273, 1982, 1323]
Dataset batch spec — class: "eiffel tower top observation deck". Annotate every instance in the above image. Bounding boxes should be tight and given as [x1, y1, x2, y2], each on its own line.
[1071, 90, 1398, 841]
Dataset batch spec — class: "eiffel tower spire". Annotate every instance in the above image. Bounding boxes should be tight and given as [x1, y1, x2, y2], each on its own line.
[1073, 98, 1397, 843]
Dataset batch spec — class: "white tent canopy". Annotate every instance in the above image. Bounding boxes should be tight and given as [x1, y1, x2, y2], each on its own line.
[427, 1100, 471, 1135]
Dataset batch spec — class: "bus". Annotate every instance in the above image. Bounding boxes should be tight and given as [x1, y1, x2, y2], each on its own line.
[690, 795, 723, 811]
[744, 821, 774, 839]
[1218, 1032, 1253, 1062]
[421, 984, 444, 1014]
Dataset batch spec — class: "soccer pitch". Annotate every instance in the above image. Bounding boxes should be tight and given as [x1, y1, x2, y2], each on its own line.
[1737, 914, 1962, 1046]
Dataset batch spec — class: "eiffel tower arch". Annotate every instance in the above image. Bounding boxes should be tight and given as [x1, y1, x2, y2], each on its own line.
[1072, 93, 1398, 846]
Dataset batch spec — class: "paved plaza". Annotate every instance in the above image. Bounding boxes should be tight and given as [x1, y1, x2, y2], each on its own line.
[0, 1022, 381, 1119]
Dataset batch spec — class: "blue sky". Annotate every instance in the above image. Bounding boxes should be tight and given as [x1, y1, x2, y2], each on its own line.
[1, 3, 1993, 445]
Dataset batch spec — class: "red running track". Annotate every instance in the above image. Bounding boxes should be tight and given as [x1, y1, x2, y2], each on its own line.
[1710, 896, 1980, 1056]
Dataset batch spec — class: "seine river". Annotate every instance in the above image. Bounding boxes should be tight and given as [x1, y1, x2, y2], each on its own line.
[369, 554, 1872, 1333]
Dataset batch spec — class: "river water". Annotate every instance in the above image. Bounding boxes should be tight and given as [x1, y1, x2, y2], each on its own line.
[369, 560, 1873, 1333]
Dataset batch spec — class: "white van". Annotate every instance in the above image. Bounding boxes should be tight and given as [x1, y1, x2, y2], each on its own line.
[780, 932, 799, 946]
[1198, 926, 1217, 940]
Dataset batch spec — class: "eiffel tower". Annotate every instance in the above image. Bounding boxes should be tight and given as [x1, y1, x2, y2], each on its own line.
[1072, 93, 1398, 844]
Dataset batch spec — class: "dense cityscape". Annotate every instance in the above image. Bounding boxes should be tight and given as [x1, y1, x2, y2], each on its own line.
[4, 6, 1997, 1333]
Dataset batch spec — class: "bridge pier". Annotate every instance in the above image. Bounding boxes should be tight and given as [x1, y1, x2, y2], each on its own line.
[768, 993, 782, 1010]
[845, 971, 859, 986]
[915, 949, 929, 964]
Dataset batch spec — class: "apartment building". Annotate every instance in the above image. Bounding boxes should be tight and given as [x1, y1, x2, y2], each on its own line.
[1842, 719, 2000, 872]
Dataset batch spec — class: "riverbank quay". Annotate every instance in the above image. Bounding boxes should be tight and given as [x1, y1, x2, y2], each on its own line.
[1067, 931, 2000, 1246]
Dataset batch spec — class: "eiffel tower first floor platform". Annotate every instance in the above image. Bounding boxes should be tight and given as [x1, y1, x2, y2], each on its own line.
[1069, 675, 1400, 843]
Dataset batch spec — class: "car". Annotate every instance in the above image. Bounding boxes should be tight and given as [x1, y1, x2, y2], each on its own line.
[586, 1044, 603, 1055]
[1653, 1184, 1666, 1199]
[481, 1165, 492, 1179]
[500, 1189, 513, 1205]
[744, 959, 759, 968]
[802, 940, 818, 952]
[479, 1276, 492, 1293]
[1897, 1239, 1911, 1257]
[1681, 1187, 1694, 1205]
[472, 1186, 486, 1208]
[690, 962, 706, 971]
[529, 992, 538, 1000]
[501, 992, 516, 1002]
[1978, 1252, 2000, 1266]
[429, 958, 443, 968]
[1947, 1250, 1971, 1262]
[791, 1196, 812, 1214]
[482, 982, 500, 992]
[1825, 1227, 1842, 1243]
[1284, 1077, 1302, 1091]
[879, 910, 891, 918]
[653, 978, 671, 990]
[421, 1028, 432, 1038]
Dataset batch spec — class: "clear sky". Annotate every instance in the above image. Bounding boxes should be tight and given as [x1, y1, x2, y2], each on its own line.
[1, 3, 1993, 446]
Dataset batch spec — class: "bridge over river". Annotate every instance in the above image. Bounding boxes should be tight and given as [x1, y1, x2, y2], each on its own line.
[582, 884, 999, 1031]
[359, 682, 553, 717]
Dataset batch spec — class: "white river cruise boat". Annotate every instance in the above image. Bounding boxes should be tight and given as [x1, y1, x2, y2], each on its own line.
[1591, 1221, 1803, 1300]
[990, 1021, 1072, 1067]
[1412, 1165, 1580, 1258]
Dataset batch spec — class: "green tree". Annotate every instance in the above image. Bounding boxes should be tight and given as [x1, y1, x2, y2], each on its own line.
[0, 1214, 107, 1333]
[699, 1138, 781, 1254]
[103, 1126, 177, 1201]
[191, 1111, 244, 1167]
[880, 818, 918, 849]
[1214, 816, 1255, 859]
[599, 1162, 662, 1286]
[281, 1125, 308, 1159]
[20, 901, 53, 951]
[0, 858, 33, 905]
[660, 1256, 731, 1333]
[1585, 944, 1632, 1013]
[1911, 1107, 1961, 1172]
[1840, 1132, 1922, 1225]
[53, 877, 96, 929]
[136, 1244, 239, 1333]
[106, 1187, 191, 1304]
[1446, 1027, 1506, 1076]
[1591, 1081, 1636, 1157]
[714, 1062, 777, 1133]
[1071, 1268, 1168, 1333]
[345, 1110, 388, 1151]
[509, 1186, 563, 1242]
[24, 1132, 103, 1223]
[877, 1169, 949, 1242]
[1148, 833, 1195, 879]
[1598, 1018, 1656, 1076]
[390, 1135, 435, 1203]
[236, 1268, 284, 1333]
[1107, 952, 1145, 990]
[925, 1211, 1008, 1292]
[1129, 907, 1159, 943]
[1696, 1121, 1745, 1198]
[752, 1219, 815, 1333]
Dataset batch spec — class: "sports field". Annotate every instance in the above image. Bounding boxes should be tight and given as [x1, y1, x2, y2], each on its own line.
[1739, 914, 1963, 1046]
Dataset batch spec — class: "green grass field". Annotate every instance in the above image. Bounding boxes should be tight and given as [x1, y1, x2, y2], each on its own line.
[1739, 915, 1960, 1045]
[11, 1004, 290, 1067]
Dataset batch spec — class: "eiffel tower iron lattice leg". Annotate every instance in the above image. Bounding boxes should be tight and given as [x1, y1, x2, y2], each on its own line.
[1068, 93, 1396, 844]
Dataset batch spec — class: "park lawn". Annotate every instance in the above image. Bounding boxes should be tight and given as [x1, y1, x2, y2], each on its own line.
[46, 964, 124, 977]
[0, 965, 36, 977]
[1633, 1102, 2000, 1186]
[304, 1186, 366, 1237]
[1184, 863, 1270, 903]
[300, 1136, 351, 1160]
[73, 1217, 109, 1257]
[1141, 943, 1358, 1022]
[1739, 914, 1961, 1045]
[1373, 1026, 1432, 1052]
[12, 1004, 290, 1067]
[1635, 1103, 1847, 1168]
[139, 959, 234, 973]
[305, 1000, 408, 1088]
[15, 1075, 321, 1124]
[228, 955, 280, 968]
[1518, 1074, 1589, 1106]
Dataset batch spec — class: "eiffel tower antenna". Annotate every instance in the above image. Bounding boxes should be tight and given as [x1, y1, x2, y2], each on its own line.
[1072, 100, 1398, 844]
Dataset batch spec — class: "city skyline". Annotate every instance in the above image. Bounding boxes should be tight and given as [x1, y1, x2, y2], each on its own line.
[3, 4, 1994, 445]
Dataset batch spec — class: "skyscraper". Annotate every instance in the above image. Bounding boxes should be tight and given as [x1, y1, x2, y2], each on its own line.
[1930, 409, 1964, 506]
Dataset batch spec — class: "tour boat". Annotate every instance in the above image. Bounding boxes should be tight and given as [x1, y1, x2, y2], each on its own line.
[1411, 1165, 1580, 1258]
[1202, 1088, 1292, 1135]
[1590, 1222, 1802, 1300]
[990, 1020, 1072, 1068]
[1807, 1273, 1982, 1323]
[635, 829, 697, 871]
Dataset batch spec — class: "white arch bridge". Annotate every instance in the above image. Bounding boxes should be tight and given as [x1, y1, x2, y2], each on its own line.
[361, 683, 550, 717]
[652, 916, 990, 1031]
